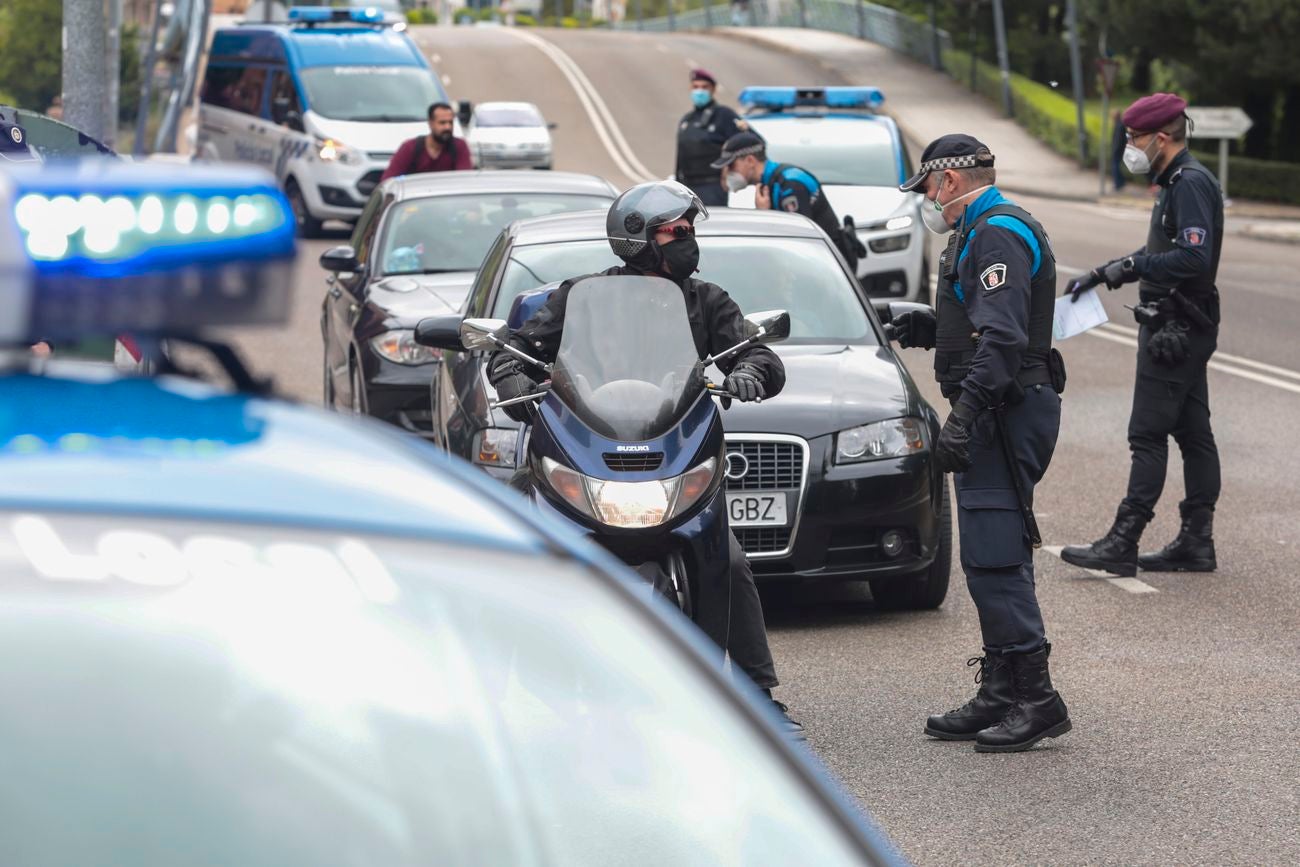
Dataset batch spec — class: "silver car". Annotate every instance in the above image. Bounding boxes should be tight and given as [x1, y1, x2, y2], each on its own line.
[468, 101, 555, 170]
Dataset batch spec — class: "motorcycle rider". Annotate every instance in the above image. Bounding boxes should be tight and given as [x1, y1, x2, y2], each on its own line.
[487, 180, 802, 735]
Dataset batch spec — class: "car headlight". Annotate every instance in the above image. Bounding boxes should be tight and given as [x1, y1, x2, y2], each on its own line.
[473, 428, 518, 468]
[541, 457, 717, 528]
[869, 233, 911, 254]
[369, 329, 440, 365]
[836, 418, 926, 463]
[318, 138, 362, 165]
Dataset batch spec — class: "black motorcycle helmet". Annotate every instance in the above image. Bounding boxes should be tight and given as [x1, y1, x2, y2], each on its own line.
[605, 180, 708, 272]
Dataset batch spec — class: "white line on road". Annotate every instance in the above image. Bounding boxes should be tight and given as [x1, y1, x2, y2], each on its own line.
[1042, 546, 1159, 593]
[1097, 321, 1300, 383]
[505, 28, 657, 185]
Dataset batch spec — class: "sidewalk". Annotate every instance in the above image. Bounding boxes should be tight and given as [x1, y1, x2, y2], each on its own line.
[715, 27, 1300, 243]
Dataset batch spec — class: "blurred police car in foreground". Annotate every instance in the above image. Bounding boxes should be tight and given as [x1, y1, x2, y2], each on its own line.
[0, 161, 901, 865]
[728, 87, 928, 303]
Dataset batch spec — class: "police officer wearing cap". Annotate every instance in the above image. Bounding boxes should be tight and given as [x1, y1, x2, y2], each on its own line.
[713, 131, 865, 271]
[675, 69, 745, 208]
[1061, 93, 1223, 578]
[891, 134, 1070, 753]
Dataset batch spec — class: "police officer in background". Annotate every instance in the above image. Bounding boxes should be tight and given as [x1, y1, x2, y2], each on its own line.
[890, 135, 1070, 753]
[1061, 93, 1223, 577]
[674, 69, 745, 207]
[713, 131, 865, 271]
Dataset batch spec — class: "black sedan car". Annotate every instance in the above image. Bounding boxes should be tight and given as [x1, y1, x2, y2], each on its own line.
[319, 170, 617, 435]
[427, 208, 951, 609]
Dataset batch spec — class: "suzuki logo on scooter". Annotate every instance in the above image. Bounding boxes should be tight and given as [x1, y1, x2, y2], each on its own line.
[616, 445, 651, 452]
[724, 452, 749, 481]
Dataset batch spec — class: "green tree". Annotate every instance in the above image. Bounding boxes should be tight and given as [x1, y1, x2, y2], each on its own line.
[0, 0, 63, 112]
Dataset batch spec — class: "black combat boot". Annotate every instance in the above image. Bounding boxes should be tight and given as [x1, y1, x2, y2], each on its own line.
[764, 689, 805, 740]
[974, 644, 1071, 753]
[924, 653, 1014, 741]
[1139, 506, 1216, 572]
[1060, 504, 1149, 577]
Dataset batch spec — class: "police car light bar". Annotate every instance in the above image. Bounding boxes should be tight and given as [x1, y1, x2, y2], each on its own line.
[1, 163, 296, 345]
[738, 87, 886, 111]
[288, 6, 386, 24]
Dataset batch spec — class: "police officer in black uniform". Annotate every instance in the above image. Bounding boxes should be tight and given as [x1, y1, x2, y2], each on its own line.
[891, 134, 1070, 752]
[674, 69, 745, 208]
[1061, 93, 1223, 577]
[487, 180, 803, 736]
[712, 131, 865, 272]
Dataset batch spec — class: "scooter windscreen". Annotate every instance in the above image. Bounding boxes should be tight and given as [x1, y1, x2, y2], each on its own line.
[552, 276, 705, 442]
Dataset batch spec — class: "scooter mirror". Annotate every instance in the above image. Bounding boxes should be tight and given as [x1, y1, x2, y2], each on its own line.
[459, 317, 510, 351]
[744, 310, 792, 343]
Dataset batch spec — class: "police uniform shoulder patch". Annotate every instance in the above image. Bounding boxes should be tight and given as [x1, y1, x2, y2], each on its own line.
[781, 196, 800, 213]
[980, 263, 1007, 292]
[1181, 226, 1207, 247]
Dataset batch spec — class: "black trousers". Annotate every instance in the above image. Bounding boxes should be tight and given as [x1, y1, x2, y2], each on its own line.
[953, 386, 1061, 654]
[727, 531, 779, 689]
[1122, 325, 1221, 519]
[685, 180, 729, 208]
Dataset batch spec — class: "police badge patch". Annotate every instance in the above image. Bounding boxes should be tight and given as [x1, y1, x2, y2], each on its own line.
[980, 263, 1007, 292]
[1181, 226, 1207, 247]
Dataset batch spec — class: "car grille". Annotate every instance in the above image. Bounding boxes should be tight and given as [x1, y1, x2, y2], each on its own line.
[725, 440, 801, 491]
[603, 452, 664, 472]
[735, 527, 792, 554]
[356, 170, 383, 197]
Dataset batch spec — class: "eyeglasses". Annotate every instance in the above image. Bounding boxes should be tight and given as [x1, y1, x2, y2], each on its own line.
[654, 224, 695, 239]
[1126, 130, 1158, 144]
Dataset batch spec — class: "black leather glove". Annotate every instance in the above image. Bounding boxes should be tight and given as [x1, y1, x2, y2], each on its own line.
[1147, 320, 1191, 367]
[1101, 256, 1138, 290]
[723, 365, 766, 402]
[935, 401, 978, 475]
[1065, 268, 1104, 302]
[890, 308, 937, 349]
[490, 361, 539, 423]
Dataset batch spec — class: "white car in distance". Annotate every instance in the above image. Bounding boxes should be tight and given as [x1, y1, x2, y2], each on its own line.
[467, 102, 555, 170]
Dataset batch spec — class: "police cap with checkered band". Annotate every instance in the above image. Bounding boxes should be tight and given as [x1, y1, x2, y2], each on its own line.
[898, 133, 995, 192]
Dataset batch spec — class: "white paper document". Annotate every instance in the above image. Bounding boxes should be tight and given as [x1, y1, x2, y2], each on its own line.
[1053, 288, 1108, 340]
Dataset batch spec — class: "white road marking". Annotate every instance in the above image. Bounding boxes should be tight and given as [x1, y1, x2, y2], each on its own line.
[1098, 321, 1300, 383]
[505, 28, 657, 185]
[1042, 546, 1159, 594]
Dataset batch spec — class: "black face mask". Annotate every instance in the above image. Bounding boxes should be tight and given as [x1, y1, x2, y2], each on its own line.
[659, 237, 700, 278]
[432, 129, 453, 144]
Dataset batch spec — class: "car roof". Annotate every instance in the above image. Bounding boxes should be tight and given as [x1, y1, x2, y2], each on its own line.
[0, 369, 562, 552]
[506, 206, 829, 247]
[746, 112, 900, 147]
[213, 24, 424, 68]
[383, 170, 618, 202]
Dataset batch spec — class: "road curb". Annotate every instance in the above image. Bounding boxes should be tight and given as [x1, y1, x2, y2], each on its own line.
[1241, 225, 1300, 246]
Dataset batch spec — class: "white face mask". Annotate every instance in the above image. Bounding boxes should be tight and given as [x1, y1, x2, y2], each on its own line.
[725, 171, 749, 193]
[922, 183, 991, 235]
[1123, 140, 1154, 175]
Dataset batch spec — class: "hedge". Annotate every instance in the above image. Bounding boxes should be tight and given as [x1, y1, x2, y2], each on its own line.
[404, 8, 437, 23]
[941, 48, 1300, 205]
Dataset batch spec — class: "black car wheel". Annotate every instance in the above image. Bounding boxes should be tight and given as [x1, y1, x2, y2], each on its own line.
[286, 178, 324, 239]
[870, 476, 951, 610]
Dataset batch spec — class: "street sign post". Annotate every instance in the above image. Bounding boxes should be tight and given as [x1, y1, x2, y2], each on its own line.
[1095, 56, 1119, 196]
[1186, 106, 1253, 203]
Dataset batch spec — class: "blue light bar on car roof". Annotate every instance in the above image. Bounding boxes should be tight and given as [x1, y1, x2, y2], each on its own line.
[1, 162, 296, 344]
[288, 6, 385, 24]
[738, 86, 886, 111]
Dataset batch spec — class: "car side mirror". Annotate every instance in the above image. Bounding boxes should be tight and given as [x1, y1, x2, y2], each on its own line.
[457, 99, 473, 128]
[876, 300, 933, 324]
[459, 317, 510, 351]
[414, 314, 466, 351]
[744, 309, 791, 343]
[319, 245, 360, 273]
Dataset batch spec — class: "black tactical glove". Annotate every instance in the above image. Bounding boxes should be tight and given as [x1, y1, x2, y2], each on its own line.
[890, 308, 937, 349]
[490, 361, 540, 424]
[1147, 319, 1191, 367]
[1067, 256, 1137, 301]
[935, 401, 978, 475]
[723, 364, 766, 402]
[1065, 268, 1104, 302]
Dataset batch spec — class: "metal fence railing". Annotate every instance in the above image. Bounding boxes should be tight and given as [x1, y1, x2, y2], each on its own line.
[609, 0, 951, 69]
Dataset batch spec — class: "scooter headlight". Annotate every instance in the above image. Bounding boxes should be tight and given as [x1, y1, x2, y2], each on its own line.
[667, 457, 717, 520]
[541, 457, 719, 529]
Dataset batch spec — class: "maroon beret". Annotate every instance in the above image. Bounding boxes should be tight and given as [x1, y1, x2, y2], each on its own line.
[690, 68, 717, 86]
[1122, 92, 1188, 133]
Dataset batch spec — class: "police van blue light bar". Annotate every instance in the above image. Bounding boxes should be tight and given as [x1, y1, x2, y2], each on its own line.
[2, 163, 296, 344]
[288, 6, 385, 24]
[738, 87, 886, 111]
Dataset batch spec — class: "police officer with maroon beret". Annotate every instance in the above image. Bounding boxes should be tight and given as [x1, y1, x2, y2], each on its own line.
[674, 69, 745, 207]
[1062, 93, 1224, 578]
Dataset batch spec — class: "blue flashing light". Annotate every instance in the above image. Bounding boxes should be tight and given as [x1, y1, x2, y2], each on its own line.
[738, 86, 886, 111]
[288, 6, 386, 24]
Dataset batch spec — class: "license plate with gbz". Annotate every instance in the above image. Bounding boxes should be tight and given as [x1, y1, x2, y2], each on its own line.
[726, 493, 789, 527]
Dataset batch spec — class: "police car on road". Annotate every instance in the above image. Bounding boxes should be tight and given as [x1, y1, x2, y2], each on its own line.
[0, 160, 901, 865]
[727, 87, 928, 303]
[197, 6, 456, 236]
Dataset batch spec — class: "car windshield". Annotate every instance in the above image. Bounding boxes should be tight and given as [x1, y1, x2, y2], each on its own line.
[0, 511, 871, 865]
[553, 277, 706, 442]
[757, 127, 899, 187]
[380, 194, 613, 275]
[299, 66, 446, 122]
[498, 236, 876, 345]
[475, 106, 544, 128]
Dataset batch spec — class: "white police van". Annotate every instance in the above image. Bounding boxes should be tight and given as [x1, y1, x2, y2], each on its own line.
[196, 7, 454, 236]
[728, 87, 928, 303]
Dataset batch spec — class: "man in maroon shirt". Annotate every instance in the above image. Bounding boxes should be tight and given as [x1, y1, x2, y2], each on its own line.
[381, 102, 472, 181]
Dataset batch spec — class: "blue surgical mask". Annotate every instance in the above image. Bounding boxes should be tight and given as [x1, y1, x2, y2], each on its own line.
[691, 89, 712, 109]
